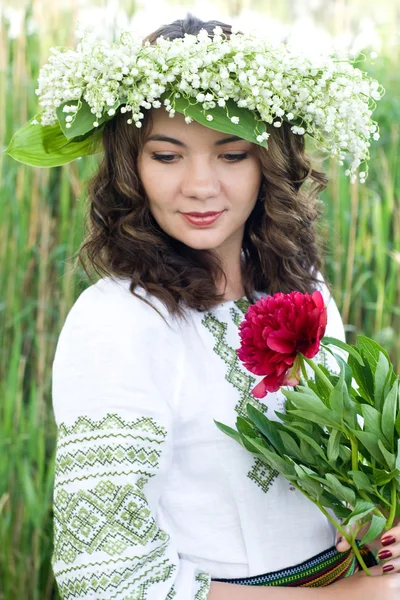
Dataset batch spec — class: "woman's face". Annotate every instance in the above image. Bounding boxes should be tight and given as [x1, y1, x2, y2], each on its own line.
[137, 108, 263, 259]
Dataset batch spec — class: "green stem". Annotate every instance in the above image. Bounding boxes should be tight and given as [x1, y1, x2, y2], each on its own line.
[386, 480, 397, 530]
[300, 356, 309, 383]
[350, 434, 359, 471]
[288, 477, 372, 576]
[302, 356, 334, 391]
[316, 502, 372, 576]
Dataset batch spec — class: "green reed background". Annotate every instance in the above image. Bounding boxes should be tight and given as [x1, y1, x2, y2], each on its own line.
[0, 1, 399, 598]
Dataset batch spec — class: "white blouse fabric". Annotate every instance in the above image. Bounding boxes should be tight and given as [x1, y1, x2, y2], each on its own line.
[51, 274, 346, 599]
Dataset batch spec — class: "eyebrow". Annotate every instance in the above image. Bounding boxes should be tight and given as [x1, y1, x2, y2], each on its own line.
[144, 134, 244, 147]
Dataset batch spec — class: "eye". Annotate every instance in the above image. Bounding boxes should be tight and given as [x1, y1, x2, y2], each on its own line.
[222, 153, 249, 162]
[150, 152, 249, 163]
[151, 153, 178, 163]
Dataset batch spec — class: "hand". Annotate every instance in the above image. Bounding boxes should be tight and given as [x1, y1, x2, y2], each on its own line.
[336, 523, 400, 574]
[324, 568, 400, 600]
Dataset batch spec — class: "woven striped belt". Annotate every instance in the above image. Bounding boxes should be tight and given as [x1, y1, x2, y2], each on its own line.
[211, 544, 378, 587]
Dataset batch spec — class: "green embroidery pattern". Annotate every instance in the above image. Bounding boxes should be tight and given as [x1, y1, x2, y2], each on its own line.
[203, 301, 279, 494]
[195, 572, 212, 599]
[53, 413, 200, 599]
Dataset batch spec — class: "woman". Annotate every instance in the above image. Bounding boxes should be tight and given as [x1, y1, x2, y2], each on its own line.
[7, 13, 400, 600]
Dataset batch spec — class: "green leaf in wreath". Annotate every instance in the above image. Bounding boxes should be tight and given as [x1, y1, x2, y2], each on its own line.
[5, 112, 103, 167]
[56, 97, 124, 139]
[360, 514, 387, 546]
[172, 95, 268, 148]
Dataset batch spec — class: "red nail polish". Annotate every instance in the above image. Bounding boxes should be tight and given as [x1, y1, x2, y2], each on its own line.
[378, 550, 393, 560]
[381, 536, 396, 547]
[382, 564, 395, 573]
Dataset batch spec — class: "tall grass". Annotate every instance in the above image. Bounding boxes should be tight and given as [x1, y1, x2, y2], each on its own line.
[0, 2, 399, 599]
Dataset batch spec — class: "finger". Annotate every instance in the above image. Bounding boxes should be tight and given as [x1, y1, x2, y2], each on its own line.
[381, 527, 400, 547]
[336, 523, 357, 552]
[336, 534, 351, 552]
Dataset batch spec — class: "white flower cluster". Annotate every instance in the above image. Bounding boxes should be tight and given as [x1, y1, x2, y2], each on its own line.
[34, 26, 383, 183]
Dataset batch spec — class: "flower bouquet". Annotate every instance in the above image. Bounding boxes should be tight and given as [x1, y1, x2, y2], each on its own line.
[214, 289, 400, 576]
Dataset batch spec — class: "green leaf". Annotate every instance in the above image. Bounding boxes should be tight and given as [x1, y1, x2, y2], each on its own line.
[353, 430, 382, 461]
[348, 470, 372, 491]
[173, 96, 268, 148]
[275, 423, 328, 462]
[214, 420, 247, 450]
[377, 440, 396, 470]
[287, 409, 341, 430]
[348, 354, 374, 404]
[241, 435, 294, 478]
[5, 112, 103, 167]
[361, 404, 383, 437]
[327, 429, 341, 463]
[381, 380, 399, 449]
[56, 97, 123, 139]
[324, 473, 356, 506]
[246, 404, 285, 454]
[374, 352, 391, 413]
[278, 431, 303, 461]
[299, 438, 316, 465]
[282, 386, 342, 428]
[236, 416, 258, 439]
[293, 464, 323, 500]
[322, 337, 364, 364]
[329, 374, 344, 418]
[374, 468, 400, 486]
[357, 335, 391, 367]
[360, 514, 387, 546]
[345, 499, 376, 526]
[319, 490, 352, 519]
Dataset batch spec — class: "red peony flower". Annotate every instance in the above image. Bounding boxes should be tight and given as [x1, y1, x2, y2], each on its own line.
[237, 290, 327, 398]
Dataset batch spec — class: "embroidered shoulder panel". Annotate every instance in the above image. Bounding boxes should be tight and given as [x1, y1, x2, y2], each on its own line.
[203, 302, 279, 494]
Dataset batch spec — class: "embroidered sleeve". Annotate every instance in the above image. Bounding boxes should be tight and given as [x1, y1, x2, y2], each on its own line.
[51, 283, 211, 599]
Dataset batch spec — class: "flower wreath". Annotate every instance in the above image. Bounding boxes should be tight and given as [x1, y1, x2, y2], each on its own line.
[5, 25, 384, 183]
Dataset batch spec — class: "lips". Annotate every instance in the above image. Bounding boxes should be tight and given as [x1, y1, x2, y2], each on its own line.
[183, 212, 222, 217]
[182, 211, 224, 227]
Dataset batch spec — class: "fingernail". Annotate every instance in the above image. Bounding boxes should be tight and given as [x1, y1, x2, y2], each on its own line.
[378, 549, 393, 560]
[382, 564, 395, 573]
[381, 536, 396, 546]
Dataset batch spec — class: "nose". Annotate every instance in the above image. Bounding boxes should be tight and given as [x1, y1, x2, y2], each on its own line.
[181, 157, 221, 200]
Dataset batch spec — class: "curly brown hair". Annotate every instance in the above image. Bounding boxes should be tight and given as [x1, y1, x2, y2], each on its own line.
[76, 13, 330, 326]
